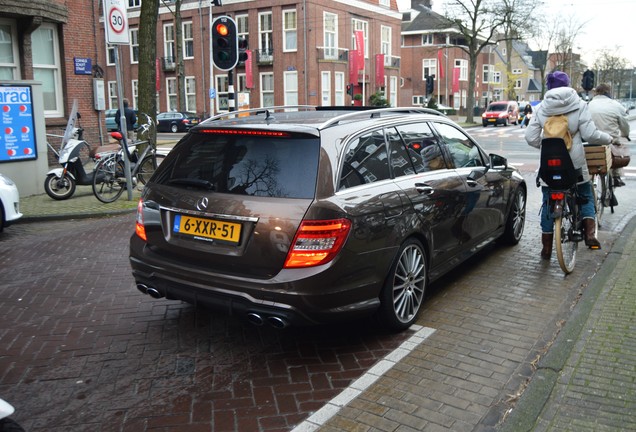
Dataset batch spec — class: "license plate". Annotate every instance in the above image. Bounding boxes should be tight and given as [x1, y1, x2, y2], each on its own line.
[488, 118, 496, 122]
[173, 214, 241, 243]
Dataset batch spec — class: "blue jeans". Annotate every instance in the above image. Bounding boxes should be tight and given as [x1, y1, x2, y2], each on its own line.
[541, 182, 595, 233]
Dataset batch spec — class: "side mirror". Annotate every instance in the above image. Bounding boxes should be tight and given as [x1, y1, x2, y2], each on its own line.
[489, 153, 508, 169]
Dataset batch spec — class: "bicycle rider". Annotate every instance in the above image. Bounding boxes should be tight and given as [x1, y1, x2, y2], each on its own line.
[525, 71, 612, 259]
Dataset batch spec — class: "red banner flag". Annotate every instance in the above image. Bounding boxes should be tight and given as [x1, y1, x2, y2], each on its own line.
[452, 67, 460, 93]
[375, 54, 385, 83]
[349, 50, 358, 84]
[437, 49, 444, 80]
[355, 31, 365, 71]
[245, 50, 253, 88]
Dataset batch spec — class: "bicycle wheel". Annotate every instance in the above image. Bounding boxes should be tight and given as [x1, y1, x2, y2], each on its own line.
[137, 153, 166, 185]
[92, 156, 126, 203]
[554, 212, 577, 274]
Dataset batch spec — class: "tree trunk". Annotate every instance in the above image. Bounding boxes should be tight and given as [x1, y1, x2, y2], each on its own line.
[138, 0, 159, 151]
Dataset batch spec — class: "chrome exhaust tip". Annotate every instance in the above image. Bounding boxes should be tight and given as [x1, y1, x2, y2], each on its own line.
[136, 283, 149, 295]
[267, 316, 289, 329]
[246, 312, 265, 326]
[145, 287, 163, 299]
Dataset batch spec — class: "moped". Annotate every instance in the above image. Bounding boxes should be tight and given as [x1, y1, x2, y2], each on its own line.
[44, 108, 98, 200]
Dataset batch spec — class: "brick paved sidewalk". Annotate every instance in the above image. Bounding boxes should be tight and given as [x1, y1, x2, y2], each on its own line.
[501, 216, 636, 431]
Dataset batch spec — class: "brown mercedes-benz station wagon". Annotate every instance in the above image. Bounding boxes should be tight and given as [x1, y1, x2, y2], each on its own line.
[130, 107, 526, 331]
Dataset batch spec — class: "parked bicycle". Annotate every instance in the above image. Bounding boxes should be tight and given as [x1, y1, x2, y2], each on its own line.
[92, 113, 166, 203]
[539, 137, 590, 274]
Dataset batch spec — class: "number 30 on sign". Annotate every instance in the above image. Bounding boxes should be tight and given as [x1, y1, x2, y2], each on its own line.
[102, 0, 130, 45]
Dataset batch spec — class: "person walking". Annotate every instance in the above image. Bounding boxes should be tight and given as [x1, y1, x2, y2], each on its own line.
[525, 71, 612, 258]
[115, 98, 137, 143]
[521, 102, 533, 128]
[588, 83, 631, 187]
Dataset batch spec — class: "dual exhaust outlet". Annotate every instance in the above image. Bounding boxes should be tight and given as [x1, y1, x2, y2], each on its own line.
[136, 284, 290, 329]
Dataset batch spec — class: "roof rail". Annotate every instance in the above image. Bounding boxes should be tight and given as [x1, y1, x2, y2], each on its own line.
[317, 107, 445, 129]
[203, 105, 317, 122]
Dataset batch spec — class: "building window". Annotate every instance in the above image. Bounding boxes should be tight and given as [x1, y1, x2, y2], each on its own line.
[258, 12, 273, 61]
[390, 76, 397, 107]
[323, 12, 337, 60]
[283, 10, 297, 52]
[352, 19, 368, 59]
[216, 75, 228, 112]
[132, 79, 138, 108]
[107, 45, 116, 65]
[493, 71, 502, 84]
[455, 59, 468, 81]
[166, 77, 177, 111]
[379, 0, 390, 6]
[236, 73, 246, 92]
[483, 64, 494, 83]
[185, 76, 196, 112]
[422, 34, 433, 45]
[381, 26, 391, 66]
[284, 71, 298, 106]
[422, 59, 436, 81]
[128, 0, 141, 7]
[164, 23, 175, 64]
[321, 71, 331, 106]
[236, 14, 248, 47]
[183, 22, 194, 59]
[513, 68, 522, 75]
[261, 72, 274, 107]
[514, 79, 522, 89]
[108, 81, 118, 109]
[0, 19, 19, 79]
[32, 23, 63, 116]
[412, 95, 424, 105]
[335, 72, 345, 106]
[130, 28, 139, 63]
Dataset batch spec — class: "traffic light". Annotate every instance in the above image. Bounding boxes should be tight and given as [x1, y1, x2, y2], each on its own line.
[347, 84, 354, 96]
[212, 16, 238, 71]
[582, 70, 595, 91]
[238, 37, 248, 62]
[426, 75, 435, 95]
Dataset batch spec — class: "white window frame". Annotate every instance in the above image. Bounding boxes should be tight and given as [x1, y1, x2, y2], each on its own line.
[513, 68, 522, 75]
[185, 76, 196, 112]
[236, 14, 248, 45]
[514, 79, 522, 89]
[283, 9, 297, 52]
[108, 81, 118, 109]
[412, 95, 424, 105]
[455, 59, 468, 81]
[379, 0, 390, 6]
[284, 71, 298, 106]
[163, 23, 175, 64]
[130, 28, 139, 64]
[260, 72, 274, 107]
[321, 71, 331, 106]
[493, 71, 502, 84]
[352, 19, 368, 59]
[422, 34, 433, 45]
[0, 19, 20, 79]
[32, 22, 64, 117]
[323, 12, 338, 60]
[216, 74, 229, 112]
[128, 0, 141, 7]
[132, 79, 138, 108]
[390, 76, 397, 107]
[381, 25, 391, 66]
[166, 77, 177, 111]
[258, 12, 273, 60]
[335, 72, 345, 106]
[107, 45, 116, 66]
[183, 21, 194, 59]
[422, 58, 436, 81]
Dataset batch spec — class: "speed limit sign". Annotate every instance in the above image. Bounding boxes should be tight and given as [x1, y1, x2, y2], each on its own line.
[103, 0, 130, 45]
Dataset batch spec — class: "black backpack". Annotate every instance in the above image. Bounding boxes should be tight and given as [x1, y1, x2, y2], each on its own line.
[538, 137, 582, 189]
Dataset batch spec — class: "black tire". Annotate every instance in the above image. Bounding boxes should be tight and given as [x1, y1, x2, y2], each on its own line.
[500, 187, 526, 245]
[378, 238, 427, 331]
[555, 213, 577, 274]
[92, 157, 126, 203]
[0, 200, 5, 233]
[0, 417, 26, 432]
[44, 173, 76, 200]
[170, 123, 178, 133]
[137, 153, 166, 185]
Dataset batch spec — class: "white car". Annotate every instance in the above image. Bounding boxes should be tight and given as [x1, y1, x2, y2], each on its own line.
[0, 173, 22, 232]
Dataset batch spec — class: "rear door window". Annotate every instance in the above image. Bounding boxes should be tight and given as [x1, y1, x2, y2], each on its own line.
[339, 130, 390, 189]
[394, 122, 447, 172]
[156, 132, 320, 199]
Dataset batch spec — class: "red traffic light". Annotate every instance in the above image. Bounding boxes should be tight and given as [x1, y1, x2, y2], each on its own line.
[215, 23, 229, 37]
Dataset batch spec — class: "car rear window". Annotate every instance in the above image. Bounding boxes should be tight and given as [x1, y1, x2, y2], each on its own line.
[155, 131, 320, 199]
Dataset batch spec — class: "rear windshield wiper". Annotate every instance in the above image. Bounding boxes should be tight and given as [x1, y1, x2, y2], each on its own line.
[167, 178, 216, 190]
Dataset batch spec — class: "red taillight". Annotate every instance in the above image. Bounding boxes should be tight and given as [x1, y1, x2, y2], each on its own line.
[547, 158, 562, 167]
[135, 198, 147, 241]
[550, 192, 565, 200]
[283, 219, 351, 268]
[200, 129, 291, 137]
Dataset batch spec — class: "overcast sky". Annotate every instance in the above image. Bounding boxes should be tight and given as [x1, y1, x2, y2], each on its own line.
[427, 0, 636, 68]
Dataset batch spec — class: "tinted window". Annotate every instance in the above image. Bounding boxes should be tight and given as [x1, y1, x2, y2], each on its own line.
[488, 103, 507, 112]
[432, 122, 484, 168]
[156, 133, 320, 199]
[339, 130, 390, 190]
[395, 123, 447, 172]
[386, 127, 416, 177]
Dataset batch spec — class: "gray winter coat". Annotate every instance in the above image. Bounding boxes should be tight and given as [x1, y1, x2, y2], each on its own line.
[525, 86, 612, 182]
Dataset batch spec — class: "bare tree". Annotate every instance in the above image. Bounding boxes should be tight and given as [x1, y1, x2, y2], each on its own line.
[442, 0, 504, 123]
[593, 49, 629, 97]
[497, 0, 534, 100]
[138, 0, 159, 129]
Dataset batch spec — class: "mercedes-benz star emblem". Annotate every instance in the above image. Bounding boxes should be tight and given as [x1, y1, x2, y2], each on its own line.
[196, 197, 209, 211]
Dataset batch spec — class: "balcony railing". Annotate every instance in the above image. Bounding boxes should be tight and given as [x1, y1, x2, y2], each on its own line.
[316, 47, 349, 62]
[255, 49, 274, 65]
[162, 56, 175, 72]
[385, 55, 400, 68]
